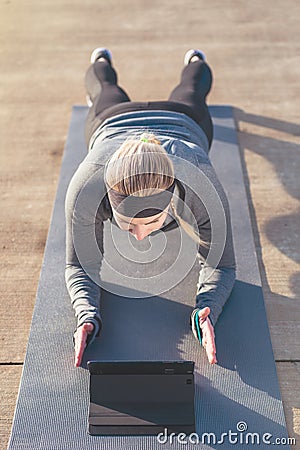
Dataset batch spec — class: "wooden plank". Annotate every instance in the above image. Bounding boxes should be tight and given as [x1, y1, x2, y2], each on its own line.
[276, 362, 300, 444]
[0, 366, 23, 450]
[270, 322, 300, 361]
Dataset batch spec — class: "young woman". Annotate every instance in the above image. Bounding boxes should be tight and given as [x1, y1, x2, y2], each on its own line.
[65, 48, 236, 367]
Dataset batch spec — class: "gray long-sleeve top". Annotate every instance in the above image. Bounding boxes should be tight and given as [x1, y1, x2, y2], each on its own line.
[65, 110, 236, 344]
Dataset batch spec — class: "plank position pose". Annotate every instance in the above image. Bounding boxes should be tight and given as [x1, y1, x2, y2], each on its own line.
[65, 48, 236, 367]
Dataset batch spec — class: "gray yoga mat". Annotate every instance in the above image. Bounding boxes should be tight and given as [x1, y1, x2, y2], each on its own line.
[7, 106, 290, 449]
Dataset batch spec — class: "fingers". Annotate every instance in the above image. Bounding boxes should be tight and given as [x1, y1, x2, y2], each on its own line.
[205, 331, 217, 365]
[74, 328, 87, 367]
[198, 308, 217, 364]
[203, 334, 217, 364]
[74, 323, 94, 367]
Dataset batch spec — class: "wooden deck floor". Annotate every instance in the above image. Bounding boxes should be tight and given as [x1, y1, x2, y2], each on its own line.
[0, 1, 299, 448]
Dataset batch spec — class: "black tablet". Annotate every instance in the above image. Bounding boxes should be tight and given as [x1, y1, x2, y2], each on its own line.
[87, 360, 195, 435]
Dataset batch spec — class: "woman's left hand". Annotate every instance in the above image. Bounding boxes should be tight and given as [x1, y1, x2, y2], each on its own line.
[198, 307, 217, 364]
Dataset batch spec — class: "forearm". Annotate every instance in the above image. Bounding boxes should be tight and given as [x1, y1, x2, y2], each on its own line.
[195, 265, 236, 326]
[65, 264, 102, 340]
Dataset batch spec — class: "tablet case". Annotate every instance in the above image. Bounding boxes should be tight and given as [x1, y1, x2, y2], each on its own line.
[87, 361, 195, 435]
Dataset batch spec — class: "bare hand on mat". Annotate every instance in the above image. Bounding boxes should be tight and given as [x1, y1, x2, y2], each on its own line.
[74, 322, 94, 367]
[198, 307, 217, 364]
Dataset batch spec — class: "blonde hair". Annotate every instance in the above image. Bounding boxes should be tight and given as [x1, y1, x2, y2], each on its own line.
[105, 133, 207, 246]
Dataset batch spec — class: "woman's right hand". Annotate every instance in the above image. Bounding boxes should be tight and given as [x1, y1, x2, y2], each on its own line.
[198, 307, 217, 365]
[74, 322, 94, 367]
